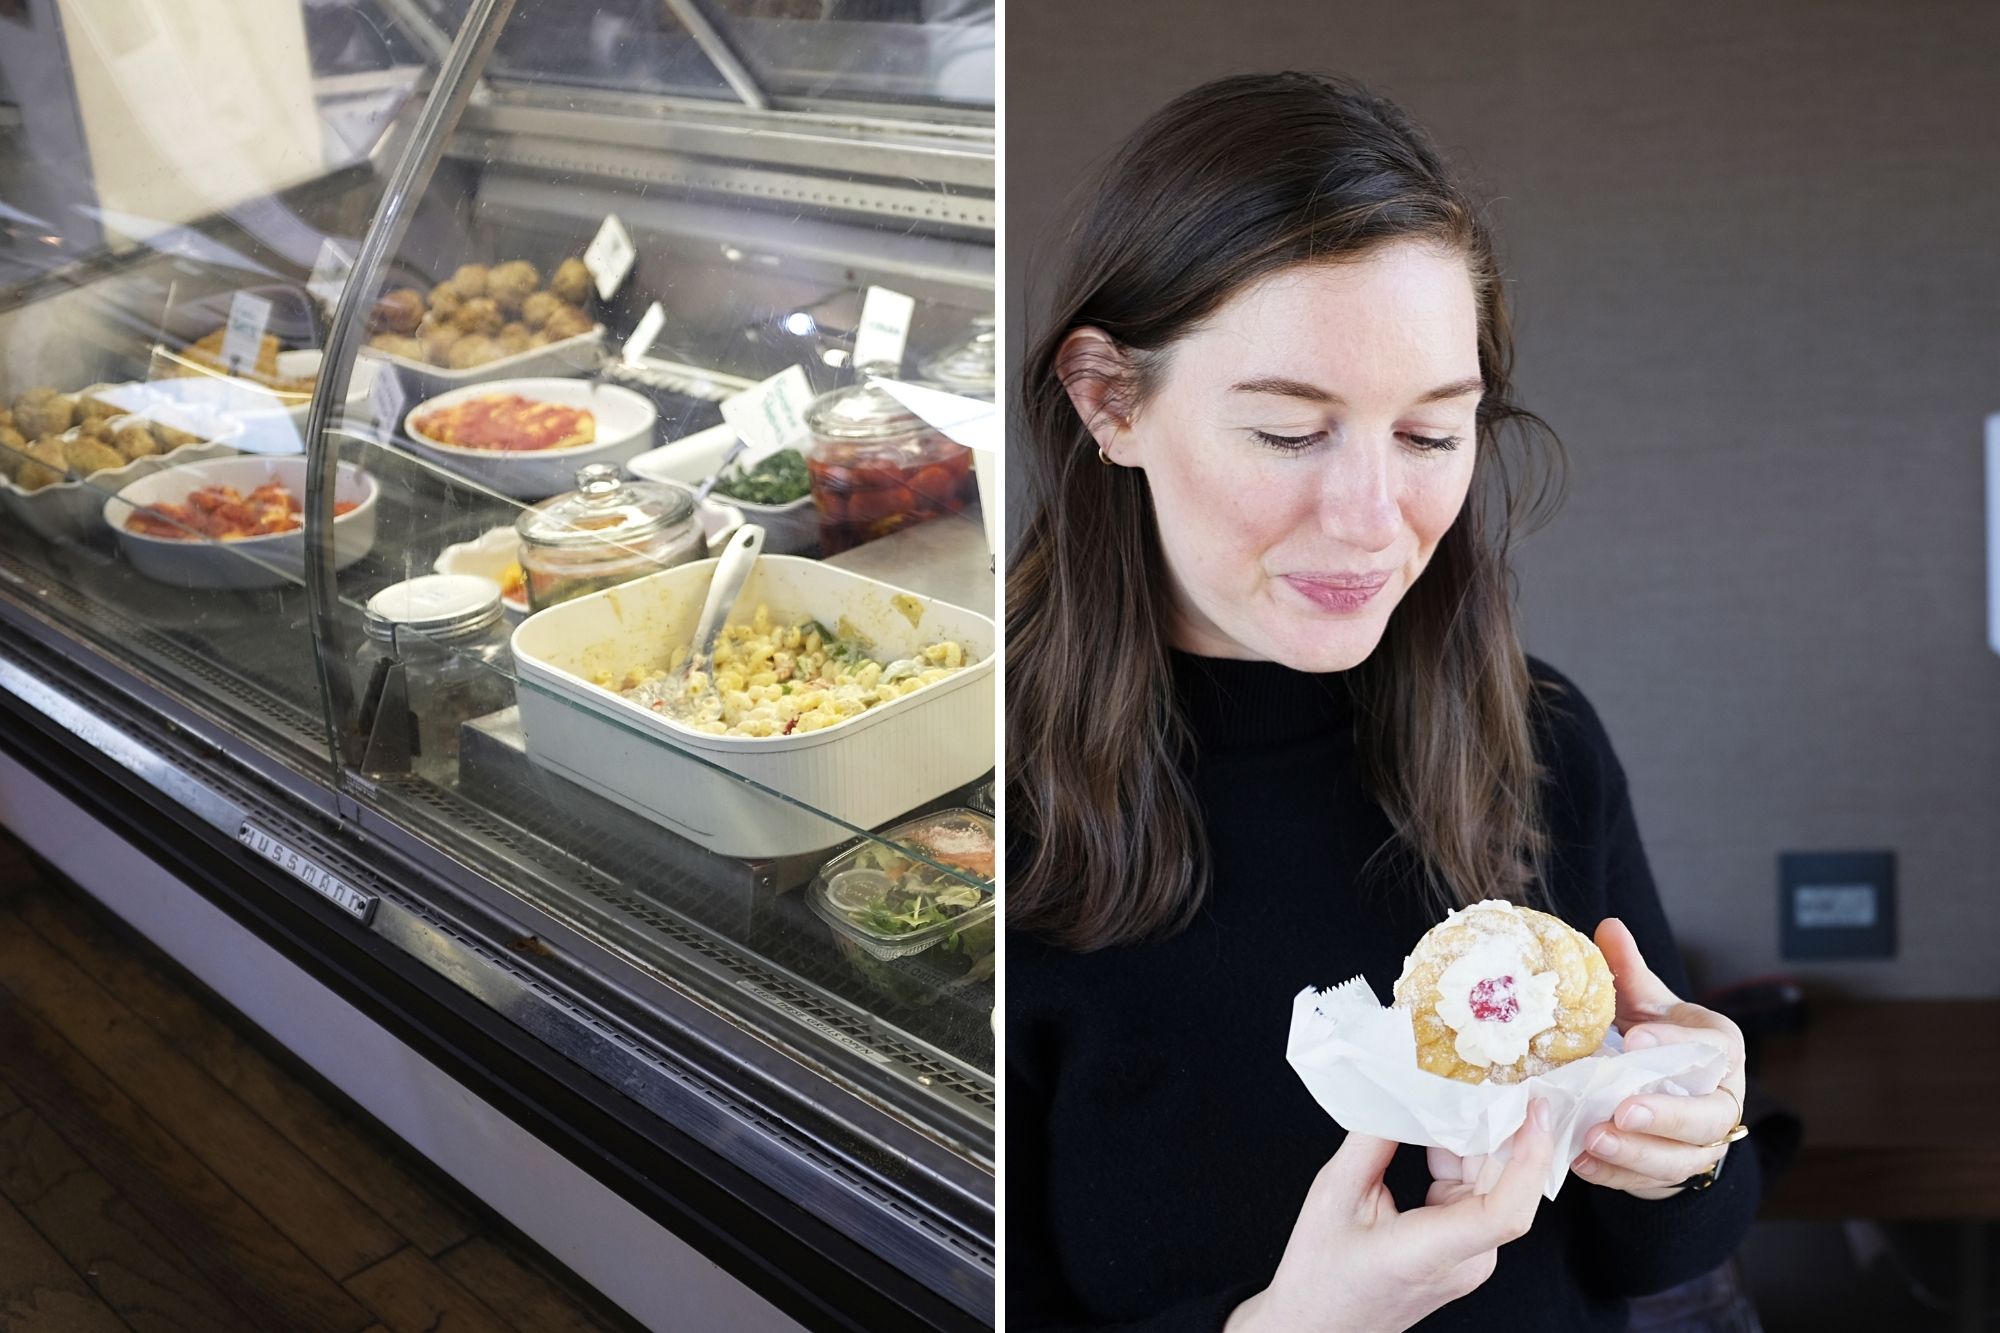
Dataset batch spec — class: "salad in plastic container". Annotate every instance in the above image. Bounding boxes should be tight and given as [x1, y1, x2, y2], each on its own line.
[808, 808, 995, 1004]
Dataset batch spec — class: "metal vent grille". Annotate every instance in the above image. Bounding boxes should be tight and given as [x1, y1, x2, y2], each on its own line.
[381, 774, 996, 1118]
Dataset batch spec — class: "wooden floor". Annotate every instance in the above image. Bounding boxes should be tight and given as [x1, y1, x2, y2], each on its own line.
[0, 832, 648, 1333]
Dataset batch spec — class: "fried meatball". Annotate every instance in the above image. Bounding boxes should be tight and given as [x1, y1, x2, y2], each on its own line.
[428, 285, 465, 323]
[446, 335, 506, 370]
[368, 332, 426, 361]
[498, 321, 533, 355]
[63, 436, 127, 477]
[78, 392, 122, 421]
[153, 422, 202, 450]
[520, 290, 563, 329]
[418, 318, 463, 366]
[76, 415, 115, 442]
[371, 287, 426, 335]
[486, 260, 539, 312]
[0, 425, 27, 477]
[550, 257, 592, 305]
[449, 263, 490, 299]
[541, 305, 595, 341]
[113, 422, 161, 461]
[14, 393, 76, 438]
[452, 297, 504, 337]
[16, 437, 69, 491]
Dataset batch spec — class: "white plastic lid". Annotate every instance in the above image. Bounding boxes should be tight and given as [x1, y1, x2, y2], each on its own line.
[364, 573, 503, 641]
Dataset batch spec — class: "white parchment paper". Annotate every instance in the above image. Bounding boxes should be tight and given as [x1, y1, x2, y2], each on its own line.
[1287, 978, 1731, 1199]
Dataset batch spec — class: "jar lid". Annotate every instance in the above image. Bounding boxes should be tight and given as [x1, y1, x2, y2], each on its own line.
[364, 574, 502, 641]
[804, 377, 928, 442]
[516, 463, 695, 549]
[919, 321, 995, 399]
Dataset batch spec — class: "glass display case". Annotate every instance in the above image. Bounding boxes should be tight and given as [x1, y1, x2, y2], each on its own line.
[0, 2, 993, 1328]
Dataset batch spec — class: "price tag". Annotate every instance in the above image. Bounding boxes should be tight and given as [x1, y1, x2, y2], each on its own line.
[308, 237, 355, 309]
[367, 365, 406, 446]
[869, 376, 999, 453]
[852, 285, 915, 372]
[720, 365, 814, 464]
[220, 291, 272, 379]
[584, 213, 636, 301]
[623, 301, 667, 365]
[239, 821, 377, 924]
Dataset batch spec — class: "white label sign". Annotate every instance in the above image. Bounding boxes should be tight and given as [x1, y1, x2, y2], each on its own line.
[220, 291, 272, 378]
[623, 300, 667, 365]
[367, 365, 405, 446]
[870, 376, 1000, 453]
[308, 237, 355, 309]
[852, 285, 915, 372]
[239, 821, 376, 923]
[584, 213, 636, 301]
[720, 365, 814, 464]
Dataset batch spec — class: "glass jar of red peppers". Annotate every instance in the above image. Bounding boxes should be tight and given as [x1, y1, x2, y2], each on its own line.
[804, 369, 974, 556]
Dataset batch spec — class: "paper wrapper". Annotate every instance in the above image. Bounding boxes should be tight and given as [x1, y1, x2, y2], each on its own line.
[1288, 977, 1731, 1199]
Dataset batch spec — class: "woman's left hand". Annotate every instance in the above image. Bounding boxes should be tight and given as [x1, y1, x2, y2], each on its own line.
[1571, 917, 1748, 1201]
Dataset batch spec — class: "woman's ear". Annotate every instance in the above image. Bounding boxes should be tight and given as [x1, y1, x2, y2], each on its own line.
[1056, 327, 1139, 463]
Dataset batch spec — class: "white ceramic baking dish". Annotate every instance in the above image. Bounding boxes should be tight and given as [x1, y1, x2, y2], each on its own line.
[104, 455, 378, 589]
[510, 555, 995, 857]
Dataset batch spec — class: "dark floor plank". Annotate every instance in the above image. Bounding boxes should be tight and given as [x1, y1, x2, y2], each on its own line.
[0, 991, 375, 1333]
[0, 1105, 261, 1333]
[437, 1234, 645, 1333]
[0, 905, 405, 1281]
[345, 1246, 517, 1333]
[16, 882, 478, 1256]
[0, 1069, 21, 1118]
[0, 1187, 135, 1333]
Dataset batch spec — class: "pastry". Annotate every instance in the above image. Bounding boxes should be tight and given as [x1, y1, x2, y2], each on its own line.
[1393, 899, 1615, 1084]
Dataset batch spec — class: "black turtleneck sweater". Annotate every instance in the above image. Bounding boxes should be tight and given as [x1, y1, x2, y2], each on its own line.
[1008, 654, 1789, 1332]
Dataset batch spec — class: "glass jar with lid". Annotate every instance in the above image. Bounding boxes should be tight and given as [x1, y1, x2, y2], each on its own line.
[360, 573, 516, 787]
[515, 463, 703, 611]
[919, 319, 995, 401]
[804, 368, 974, 556]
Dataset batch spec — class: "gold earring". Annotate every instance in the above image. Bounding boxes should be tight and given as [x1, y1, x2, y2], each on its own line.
[1097, 447, 1112, 465]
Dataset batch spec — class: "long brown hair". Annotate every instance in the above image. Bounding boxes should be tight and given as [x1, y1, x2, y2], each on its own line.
[1007, 73, 1569, 950]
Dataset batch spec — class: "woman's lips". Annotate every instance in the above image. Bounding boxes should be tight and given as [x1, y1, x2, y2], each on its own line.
[1283, 572, 1392, 613]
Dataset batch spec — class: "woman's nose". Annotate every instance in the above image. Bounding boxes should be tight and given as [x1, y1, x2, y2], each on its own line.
[1318, 438, 1402, 553]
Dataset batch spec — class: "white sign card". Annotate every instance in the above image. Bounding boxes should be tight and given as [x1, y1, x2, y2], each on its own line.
[584, 213, 636, 301]
[367, 364, 406, 447]
[308, 237, 355, 309]
[868, 377, 999, 453]
[220, 291, 272, 378]
[623, 301, 667, 364]
[852, 285, 916, 371]
[720, 365, 814, 465]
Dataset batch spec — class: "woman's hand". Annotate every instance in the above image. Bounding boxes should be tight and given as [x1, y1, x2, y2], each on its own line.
[1570, 918, 1748, 1201]
[1225, 1099, 1557, 1333]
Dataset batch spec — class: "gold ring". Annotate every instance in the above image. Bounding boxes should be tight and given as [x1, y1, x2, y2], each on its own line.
[1701, 1123, 1751, 1151]
[1097, 447, 1112, 465]
[1715, 1085, 1743, 1125]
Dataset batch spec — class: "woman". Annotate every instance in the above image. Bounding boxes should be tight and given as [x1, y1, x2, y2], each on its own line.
[1007, 73, 1788, 1332]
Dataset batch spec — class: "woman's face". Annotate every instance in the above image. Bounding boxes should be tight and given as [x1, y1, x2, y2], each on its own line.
[1095, 242, 1483, 671]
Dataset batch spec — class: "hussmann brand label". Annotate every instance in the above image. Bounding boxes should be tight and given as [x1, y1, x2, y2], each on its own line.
[239, 822, 376, 924]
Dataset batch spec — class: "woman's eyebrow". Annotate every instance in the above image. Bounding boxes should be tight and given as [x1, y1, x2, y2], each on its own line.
[1230, 375, 1486, 404]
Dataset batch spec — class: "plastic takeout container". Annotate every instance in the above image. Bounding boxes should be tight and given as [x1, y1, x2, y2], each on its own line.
[808, 808, 996, 959]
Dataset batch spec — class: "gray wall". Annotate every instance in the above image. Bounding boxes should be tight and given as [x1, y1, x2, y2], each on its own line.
[1006, 0, 2000, 997]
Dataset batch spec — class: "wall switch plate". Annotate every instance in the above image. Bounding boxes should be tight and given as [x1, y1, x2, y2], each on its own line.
[1779, 851, 1896, 960]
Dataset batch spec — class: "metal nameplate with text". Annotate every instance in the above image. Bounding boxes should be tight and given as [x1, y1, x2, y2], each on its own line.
[239, 822, 377, 925]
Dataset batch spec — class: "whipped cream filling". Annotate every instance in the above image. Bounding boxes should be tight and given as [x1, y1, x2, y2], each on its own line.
[1433, 935, 1559, 1067]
